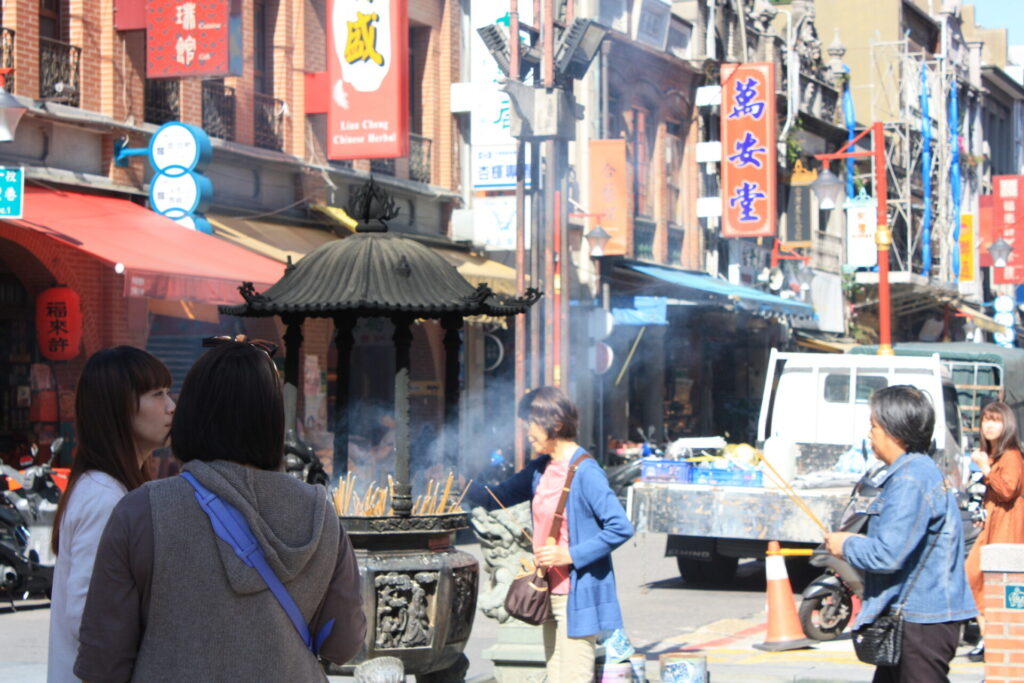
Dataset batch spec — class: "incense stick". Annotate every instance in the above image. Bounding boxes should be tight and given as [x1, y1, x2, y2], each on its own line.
[758, 456, 828, 535]
[484, 485, 534, 545]
[449, 478, 472, 512]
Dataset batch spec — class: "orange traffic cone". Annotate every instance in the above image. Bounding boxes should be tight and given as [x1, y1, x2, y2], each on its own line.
[753, 541, 814, 652]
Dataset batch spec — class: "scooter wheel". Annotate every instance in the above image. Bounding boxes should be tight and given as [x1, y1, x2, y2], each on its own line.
[798, 589, 852, 641]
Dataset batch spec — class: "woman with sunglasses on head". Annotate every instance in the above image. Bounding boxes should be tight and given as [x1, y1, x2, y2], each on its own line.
[963, 400, 1024, 661]
[74, 341, 365, 682]
[48, 347, 174, 683]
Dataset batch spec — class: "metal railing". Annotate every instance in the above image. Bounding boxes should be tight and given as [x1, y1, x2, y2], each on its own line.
[253, 92, 284, 152]
[145, 79, 179, 126]
[370, 157, 395, 176]
[39, 37, 81, 106]
[0, 28, 14, 92]
[634, 219, 657, 261]
[202, 80, 236, 141]
[409, 133, 432, 184]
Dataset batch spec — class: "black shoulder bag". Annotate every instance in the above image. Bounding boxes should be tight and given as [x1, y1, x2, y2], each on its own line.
[851, 519, 942, 667]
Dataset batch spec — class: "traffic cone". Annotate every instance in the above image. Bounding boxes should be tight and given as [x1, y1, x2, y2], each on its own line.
[753, 541, 815, 652]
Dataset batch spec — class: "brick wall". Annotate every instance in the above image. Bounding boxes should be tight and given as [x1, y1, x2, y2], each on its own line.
[981, 544, 1024, 683]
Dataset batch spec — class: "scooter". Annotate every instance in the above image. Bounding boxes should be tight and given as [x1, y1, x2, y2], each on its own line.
[0, 438, 65, 603]
[799, 452, 985, 641]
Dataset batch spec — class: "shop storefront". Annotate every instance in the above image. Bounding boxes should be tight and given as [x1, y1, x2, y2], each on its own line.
[0, 186, 282, 467]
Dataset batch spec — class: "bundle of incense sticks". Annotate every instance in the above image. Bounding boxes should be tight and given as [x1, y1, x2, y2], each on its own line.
[332, 473, 473, 517]
[756, 454, 829, 535]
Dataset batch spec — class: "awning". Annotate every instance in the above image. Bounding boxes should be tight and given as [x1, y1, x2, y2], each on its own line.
[952, 304, 1012, 335]
[207, 214, 341, 263]
[7, 187, 283, 305]
[434, 248, 518, 295]
[621, 263, 815, 318]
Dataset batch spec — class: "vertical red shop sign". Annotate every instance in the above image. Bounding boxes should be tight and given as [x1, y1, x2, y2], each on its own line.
[992, 175, 1024, 284]
[720, 63, 777, 238]
[146, 0, 243, 78]
[327, 0, 409, 160]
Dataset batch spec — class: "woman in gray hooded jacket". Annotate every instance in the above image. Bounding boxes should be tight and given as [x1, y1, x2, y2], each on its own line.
[75, 341, 366, 682]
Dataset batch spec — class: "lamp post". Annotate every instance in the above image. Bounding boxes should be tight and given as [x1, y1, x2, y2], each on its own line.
[813, 121, 893, 355]
[988, 238, 1013, 268]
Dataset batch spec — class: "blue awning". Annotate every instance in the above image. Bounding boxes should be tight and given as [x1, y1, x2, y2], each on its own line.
[624, 263, 815, 318]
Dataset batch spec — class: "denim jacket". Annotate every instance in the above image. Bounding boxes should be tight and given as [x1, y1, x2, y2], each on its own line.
[843, 452, 977, 628]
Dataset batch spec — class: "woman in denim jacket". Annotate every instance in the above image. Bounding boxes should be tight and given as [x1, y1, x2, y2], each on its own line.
[827, 385, 976, 683]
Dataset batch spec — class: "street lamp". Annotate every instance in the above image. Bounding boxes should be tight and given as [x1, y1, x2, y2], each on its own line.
[0, 84, 26, 143]
[815, 121, 893, 355]
[554, 19, 609, 80]
[585, 224, 611, 257]
[810, 166, 845, 210]
[988, 238, 1013, 268]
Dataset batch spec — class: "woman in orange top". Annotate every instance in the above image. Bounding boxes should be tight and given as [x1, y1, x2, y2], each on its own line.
[964, 400, 1024, 660]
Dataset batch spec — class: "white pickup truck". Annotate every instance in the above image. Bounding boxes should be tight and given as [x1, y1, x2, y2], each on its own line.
[628, 350, 965, 584]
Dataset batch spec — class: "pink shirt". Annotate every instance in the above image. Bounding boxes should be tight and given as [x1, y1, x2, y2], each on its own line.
[532, 456, 572, 594]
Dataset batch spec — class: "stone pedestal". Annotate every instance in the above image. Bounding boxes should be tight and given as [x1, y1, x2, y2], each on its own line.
[482, 622, 547, 683]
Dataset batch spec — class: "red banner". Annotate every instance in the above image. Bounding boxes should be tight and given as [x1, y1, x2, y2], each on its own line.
[721, 63, 777, 238]
[990, 175, 1024, 284]
[146, 0, 243, 78]
[327, 0, 409, 160]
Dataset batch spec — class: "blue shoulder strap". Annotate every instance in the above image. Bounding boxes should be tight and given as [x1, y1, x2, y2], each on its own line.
[180, 472, 334, 655]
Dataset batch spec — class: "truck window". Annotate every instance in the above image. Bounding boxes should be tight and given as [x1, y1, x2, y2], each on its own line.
[823, 373, 887, 403]
[856, 376, 888, 402]
[943, 383, 963, 448]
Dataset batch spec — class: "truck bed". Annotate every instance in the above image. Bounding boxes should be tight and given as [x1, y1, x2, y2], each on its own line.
[629, 481, 850, 545]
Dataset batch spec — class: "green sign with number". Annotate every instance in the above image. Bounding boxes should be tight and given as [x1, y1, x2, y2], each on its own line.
[0, 166, 24, 219]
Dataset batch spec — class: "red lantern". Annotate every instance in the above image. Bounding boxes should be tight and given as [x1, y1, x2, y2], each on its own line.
[36, 286, 83, 361]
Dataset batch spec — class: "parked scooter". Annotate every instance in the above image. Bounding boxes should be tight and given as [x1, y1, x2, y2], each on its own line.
[799, 451, 985, 641]
[0, 438, 65, 602]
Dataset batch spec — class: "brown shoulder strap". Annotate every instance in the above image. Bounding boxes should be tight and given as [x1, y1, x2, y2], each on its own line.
[546, 453, 594, 542]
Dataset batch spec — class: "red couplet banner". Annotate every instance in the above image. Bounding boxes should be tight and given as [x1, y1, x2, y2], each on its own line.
[991, 175, 1024, 284]
[146, 0, 243, 79]
[327, 0, 409, 160]
[720, 63, 777, 238]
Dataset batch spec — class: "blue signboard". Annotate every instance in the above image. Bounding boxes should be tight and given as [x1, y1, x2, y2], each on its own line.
[0, 166, 24, 219]
[1007, 585, 1024, 610]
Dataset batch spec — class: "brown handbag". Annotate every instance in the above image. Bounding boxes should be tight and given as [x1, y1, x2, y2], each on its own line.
[504, 453, 593, 625]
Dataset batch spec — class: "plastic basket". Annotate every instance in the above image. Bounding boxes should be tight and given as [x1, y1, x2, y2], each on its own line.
[640, 459, 692, 483]
[689, 468, 763, 487]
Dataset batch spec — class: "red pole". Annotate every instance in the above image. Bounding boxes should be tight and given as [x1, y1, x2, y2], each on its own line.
[873, 122, 894, 355]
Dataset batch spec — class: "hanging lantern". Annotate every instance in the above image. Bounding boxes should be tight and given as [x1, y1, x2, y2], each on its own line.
[36, 286, 83, 361]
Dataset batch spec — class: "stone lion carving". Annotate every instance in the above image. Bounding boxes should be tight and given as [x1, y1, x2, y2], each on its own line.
[469, 502, 534, 623]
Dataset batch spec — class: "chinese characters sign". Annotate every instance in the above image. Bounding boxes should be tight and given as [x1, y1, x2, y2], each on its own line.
[146, 1, 242, 78]
[0, 166, 24, 219]
[472, 146, 531, 190]
[589, 139, 629, 256]
[959, 214, 975, 283]
[36, 287, 82, 361]
[327, 0, 408, 160]
[721, 63, 777, 238]
[990, 176, 1024, 284]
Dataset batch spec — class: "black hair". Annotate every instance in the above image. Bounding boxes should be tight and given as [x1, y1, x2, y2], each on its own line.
[517, 386, 579, 440]
[171, 342, 284, 470]
[869, 384, 935, 455]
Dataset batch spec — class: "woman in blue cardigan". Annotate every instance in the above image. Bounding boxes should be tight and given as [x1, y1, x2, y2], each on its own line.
[469, 386, 634, 682]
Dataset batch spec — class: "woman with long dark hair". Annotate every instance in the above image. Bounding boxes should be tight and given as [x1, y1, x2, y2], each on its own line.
[74, 342, 365, 681]
[964, 400, 1024, 660]
[47, 346, 173, 683]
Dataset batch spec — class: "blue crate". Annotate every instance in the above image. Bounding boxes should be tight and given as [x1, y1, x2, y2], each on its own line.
[640, 459, 692, 483]
[689, 468, 763, 487]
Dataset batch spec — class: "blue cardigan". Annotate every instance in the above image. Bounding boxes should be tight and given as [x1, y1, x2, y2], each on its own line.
[469, 450, 635, 637]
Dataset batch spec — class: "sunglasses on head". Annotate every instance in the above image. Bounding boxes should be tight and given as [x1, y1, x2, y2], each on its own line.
[201, 335, 279, 358]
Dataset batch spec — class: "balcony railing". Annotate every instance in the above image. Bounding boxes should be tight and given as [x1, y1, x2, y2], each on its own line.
[409, 133, 432, 184]
[202, 80, 236, 141]
[145, 79, 179, 126]
[0, 28, 15, 92]
[370, 157, 395, 176]
[39, 37, 81, 106]
[634, 219, 656, 261]
[254, 92, 284, 152]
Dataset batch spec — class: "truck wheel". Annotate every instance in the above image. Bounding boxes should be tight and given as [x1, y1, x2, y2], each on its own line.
[798, 589, 852, 641]
[676, 555, 738, 585]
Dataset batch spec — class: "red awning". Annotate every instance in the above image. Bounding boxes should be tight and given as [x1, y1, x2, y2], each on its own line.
[7, 186, 284, 305]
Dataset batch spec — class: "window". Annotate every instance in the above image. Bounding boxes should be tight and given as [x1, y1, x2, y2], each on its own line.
[253, 0, 273, 95]
[824, 373, 888, 404]
[40, 0, 62, 41]
[630, 108, 654, 218]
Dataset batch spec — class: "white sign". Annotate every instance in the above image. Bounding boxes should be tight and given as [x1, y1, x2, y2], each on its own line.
[471, 194, 531, 251]
[846, 203, 878, 267]
[472, 145, 532, 190]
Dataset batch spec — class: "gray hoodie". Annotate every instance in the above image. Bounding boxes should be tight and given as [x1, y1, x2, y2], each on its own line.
[75, 459, 365, 683]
